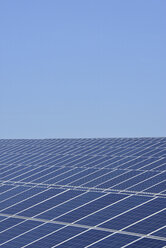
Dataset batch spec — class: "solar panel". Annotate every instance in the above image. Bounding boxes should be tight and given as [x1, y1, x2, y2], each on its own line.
[0, 138, 166, 247]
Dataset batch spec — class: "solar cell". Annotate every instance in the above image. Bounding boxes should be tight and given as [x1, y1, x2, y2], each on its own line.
[153, 227, 166, 238]
[127, 237, 166, 247]
[57, 229, 111, 248]
[1, 223, 61, 248]
[0, 138, 166, 247]
[89, 233, 138, 248]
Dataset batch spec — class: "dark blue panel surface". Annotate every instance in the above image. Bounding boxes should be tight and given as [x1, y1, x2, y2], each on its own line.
[90, 233, 138, 247]
[44, 167, 85, 184]
[11, 166, 47, 181]
[19, 190, 83, 217]
[144, 180, 166, 193]
[83, 170, 125, 188]
[0, 215, 7, 221]
[0, 185, 14, 194]
[101, 198, 166, 230]
[1, 166, 35, 180]
[1, 188, 63, 215]
[98, 170, 141, 189]
[57, 168, 95, 185]
[125, 210, 166, 234]
[111, 171, 157, 190]
[78, 195, 149, 226]
[38, 191, 102, 220]
[127, 237, 166, 248]
[0, 217, 23, 232]
[69, 169, 108, 186]
[0, 187, 45, 211]
[0, 220, 41, 245]
[56, 193, 126, 223]
[25, 226, 85, 248]
[129, 172, 166, 191]
[153, 227, 166, 238]
[58, 229, 110, 248]
[21, 166, 59, 182]
[32, 167, 71, 183]
[0, 186, 29, 202]
[1, 223, 62, 248]
[141, 158, 166, 170]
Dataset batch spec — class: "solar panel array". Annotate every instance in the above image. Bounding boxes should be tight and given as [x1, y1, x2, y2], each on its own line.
[0, 138, 166, 247]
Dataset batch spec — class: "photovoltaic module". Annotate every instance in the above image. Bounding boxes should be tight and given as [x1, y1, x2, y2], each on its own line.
[0, 138, 166, 247]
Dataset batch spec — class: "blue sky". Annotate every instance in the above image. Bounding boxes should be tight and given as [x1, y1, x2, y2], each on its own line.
[0, 0, 165, 138]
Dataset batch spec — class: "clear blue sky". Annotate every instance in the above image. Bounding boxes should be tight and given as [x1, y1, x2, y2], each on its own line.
[0, 0, 165, 138]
